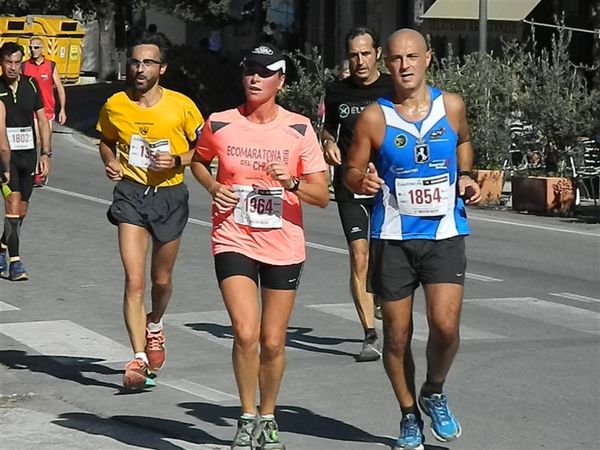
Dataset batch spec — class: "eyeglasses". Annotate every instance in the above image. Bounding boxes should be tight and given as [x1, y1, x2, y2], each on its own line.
[127, 58, 162, 68]
[29, 46, 42, 50]
[242, 64, 278, 78]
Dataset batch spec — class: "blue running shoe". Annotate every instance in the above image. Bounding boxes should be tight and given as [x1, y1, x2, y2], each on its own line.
[418, 392, 462, 442]
[0, 249, 7, 277]
[9, 260, 28, 281]
[393, 414, 424, 450]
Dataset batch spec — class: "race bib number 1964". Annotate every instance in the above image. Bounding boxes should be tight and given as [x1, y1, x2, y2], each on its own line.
[233, 185, 284, 229]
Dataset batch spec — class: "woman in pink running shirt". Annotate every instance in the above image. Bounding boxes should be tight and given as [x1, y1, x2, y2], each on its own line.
[191, 43, 328, 449]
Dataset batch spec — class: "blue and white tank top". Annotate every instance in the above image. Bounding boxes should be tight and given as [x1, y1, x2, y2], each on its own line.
[370, 86, 470, 240]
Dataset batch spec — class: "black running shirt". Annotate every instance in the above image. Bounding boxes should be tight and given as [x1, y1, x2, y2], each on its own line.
[323, 73, 393, 202]
[0, 76, 44, 151]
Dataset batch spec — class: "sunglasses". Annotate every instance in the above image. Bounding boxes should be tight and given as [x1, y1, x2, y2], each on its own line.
[242, 64, 278, 78]
[127, 58, 162, 68]
[29, 46, 42, 50]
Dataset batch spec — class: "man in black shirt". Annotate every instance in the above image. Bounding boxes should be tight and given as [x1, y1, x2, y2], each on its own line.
[322, 27, 393, 362]
[0, 42, 51, 281]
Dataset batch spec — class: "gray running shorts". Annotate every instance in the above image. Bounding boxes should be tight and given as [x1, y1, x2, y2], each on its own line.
[107, 179, 189, 243]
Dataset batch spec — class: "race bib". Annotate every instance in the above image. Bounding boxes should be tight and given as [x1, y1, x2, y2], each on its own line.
[7, 127, 34, 150]
[128, 135, 171, 168]
[233, 184, 284, 229]
[395, 173, 450, 216]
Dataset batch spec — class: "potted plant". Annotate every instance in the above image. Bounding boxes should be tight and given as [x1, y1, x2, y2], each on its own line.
[507, 26, 600, 215]
[431, 51, 510, 206]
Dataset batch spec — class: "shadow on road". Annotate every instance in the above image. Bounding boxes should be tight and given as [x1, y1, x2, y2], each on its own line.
[52, 412, 228, 449]
[180, 401, 396, 448]
[185, 322, 360, 357]
[0, 350, 121, 390]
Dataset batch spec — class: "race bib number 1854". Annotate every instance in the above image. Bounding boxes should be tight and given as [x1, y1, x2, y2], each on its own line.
[395, 173, 450, 216]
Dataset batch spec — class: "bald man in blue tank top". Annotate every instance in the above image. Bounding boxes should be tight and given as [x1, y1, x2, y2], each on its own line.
[345, 28, 481, 450]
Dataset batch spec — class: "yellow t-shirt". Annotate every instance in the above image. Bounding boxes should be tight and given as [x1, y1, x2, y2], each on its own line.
[96, 88, 204, 187]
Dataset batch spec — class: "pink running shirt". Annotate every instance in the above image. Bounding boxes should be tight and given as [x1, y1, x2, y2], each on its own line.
[195, 106, 327, 265]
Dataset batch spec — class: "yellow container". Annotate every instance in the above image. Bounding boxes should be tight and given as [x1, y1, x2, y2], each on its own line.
[0, 15, 85, 84]
[0, 17, 30, 51]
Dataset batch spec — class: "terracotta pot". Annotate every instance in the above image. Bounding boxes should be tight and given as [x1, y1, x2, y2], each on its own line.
[474, 169, 505, 206]
[512, 176, 575, 215]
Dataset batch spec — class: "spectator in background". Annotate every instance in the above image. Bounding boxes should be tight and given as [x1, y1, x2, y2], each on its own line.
[22, 37, 66, 187]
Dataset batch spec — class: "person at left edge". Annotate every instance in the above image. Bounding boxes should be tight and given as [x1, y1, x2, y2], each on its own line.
[96, 32, 204, 390]
[0, 42, 51, 281]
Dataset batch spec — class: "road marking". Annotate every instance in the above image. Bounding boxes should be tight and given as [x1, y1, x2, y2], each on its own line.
[42, 187, 506, 283]
[465, 297, 600, 335]
[160, 379, 237, 402]
[305, 303, 503, 341]
[0, 300, 20, 311]
[466, 272, 503, 282]
[43, 186, 111, 205]
[549, 292, 600, 303]
[469, 213, 600, 237]
[0, 320, 131, 364]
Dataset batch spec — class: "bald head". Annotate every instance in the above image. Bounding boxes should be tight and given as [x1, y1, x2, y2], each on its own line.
[384, 29, 428, 56]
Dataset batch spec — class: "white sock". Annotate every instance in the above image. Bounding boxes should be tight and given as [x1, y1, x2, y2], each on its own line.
[260, 414, 275, 420]
[134, 352, 149, 365]
[241, 413, 256, 420]
[147, 319, 163, 333]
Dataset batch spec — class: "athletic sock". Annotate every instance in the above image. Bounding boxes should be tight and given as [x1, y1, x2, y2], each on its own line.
[147, 319, 163, 333]
[364, 328, 377, 340]
[134, 352, 149, 365]
[4, 216, 21, 259]
[421, 379, 444, 398]
[241, 413, 256, 420]
[400, 404, 420, 418]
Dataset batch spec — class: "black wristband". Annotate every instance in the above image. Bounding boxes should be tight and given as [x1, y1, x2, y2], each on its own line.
[41, 152, 52, 158]
[287, 177, 301, 192]
[459, 170, 474, 179]
[173, 155, 182, 167]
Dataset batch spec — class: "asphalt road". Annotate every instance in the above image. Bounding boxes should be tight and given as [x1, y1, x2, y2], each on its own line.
[1, 85, 599, 450]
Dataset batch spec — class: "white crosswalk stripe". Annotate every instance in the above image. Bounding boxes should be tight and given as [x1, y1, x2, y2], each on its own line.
[0, 300, 19, 312]
[465, 297, 600, 335]
[305, 303, 504, 341]
[0, 320, 131, 364]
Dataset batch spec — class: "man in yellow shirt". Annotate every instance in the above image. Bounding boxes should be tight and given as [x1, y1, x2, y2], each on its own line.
[97, 32, 204, 390]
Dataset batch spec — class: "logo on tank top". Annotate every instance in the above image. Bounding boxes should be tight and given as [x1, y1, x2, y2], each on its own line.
[395, 134, 407, 148]
[139, 126, 149, 135]
[414, 138, 430, 164]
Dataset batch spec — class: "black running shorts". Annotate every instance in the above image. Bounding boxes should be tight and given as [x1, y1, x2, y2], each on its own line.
[107, 179, 189, 243]
[8, 150, 36, 201]
[214, 252, 304, 290]
[368, 236, 466, 301]
[337, 201, 371, 243]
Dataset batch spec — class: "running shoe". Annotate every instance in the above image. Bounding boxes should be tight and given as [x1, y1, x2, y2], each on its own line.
[123, 358, 155, 390]
[33, 174, 47, 187]
[145, 325, 166, 371]
[393, 414, 424, 450]
[356, 335, 381, 362]
[418, 391, 462, 442]
[230, 415, 256, 449]
[9, 260, 28, 281]
[0, 249, 8, 277]
[255, 416, 286, 450]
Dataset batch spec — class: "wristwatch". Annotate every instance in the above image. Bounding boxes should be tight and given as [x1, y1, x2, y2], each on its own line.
[287, 177, 301, 192]
[322, 138, 335, 147]
[458, 170, 474, 179]
[41, 152, 52, 158]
